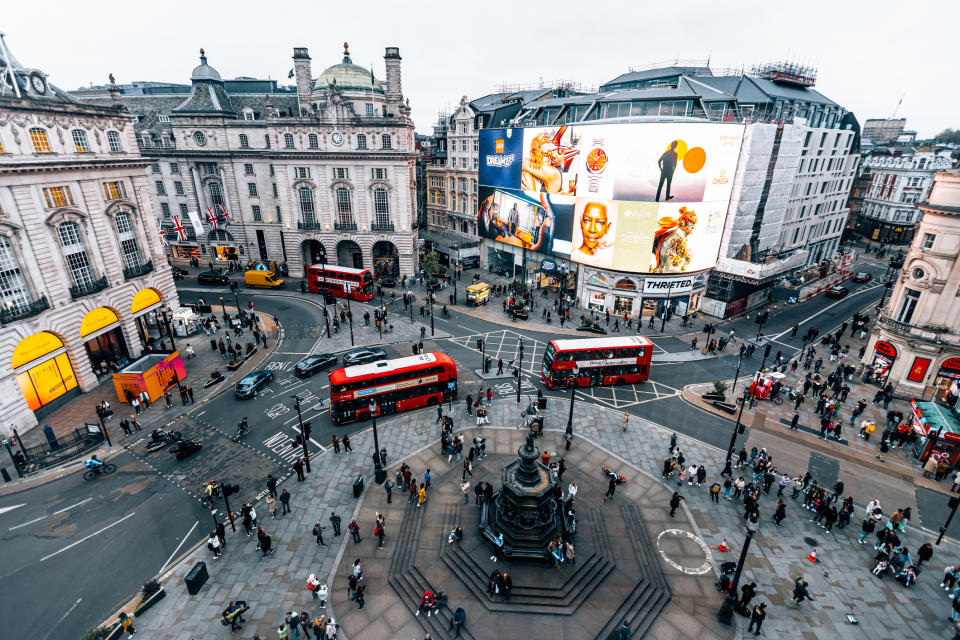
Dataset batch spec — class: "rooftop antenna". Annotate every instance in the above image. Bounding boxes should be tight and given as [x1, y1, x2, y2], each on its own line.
[0, 32, 22, 99]
[890, 93, 905, 119]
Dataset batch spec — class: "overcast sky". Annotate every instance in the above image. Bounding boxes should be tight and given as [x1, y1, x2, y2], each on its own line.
[4, 1, 956, 137]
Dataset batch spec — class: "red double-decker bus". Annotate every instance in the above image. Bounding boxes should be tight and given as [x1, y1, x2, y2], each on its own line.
[541, 336, 654, 389]
[328, 352, 458, 424]
[306, 264, 375, 301]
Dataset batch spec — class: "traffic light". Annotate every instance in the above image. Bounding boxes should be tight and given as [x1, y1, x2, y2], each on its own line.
[230, 282, 238, 293]
[324, 293, 334, 305]
[248, 301, 254, 310]
[477, 338, 483, 351]
[223, 483, 240, 496]
[763, 344, 771, 360]
[294, 435, 303, 446]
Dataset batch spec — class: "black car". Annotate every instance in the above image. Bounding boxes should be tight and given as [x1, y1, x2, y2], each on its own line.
[198, 270, 230, 285]
[379, 276, 397, 288]
[343, 347, 388, 366]
[294, 353, 338, 377]
[234, 370, 274, 398]
[825, 286, 849, 299]
[852, 272, 873, 283]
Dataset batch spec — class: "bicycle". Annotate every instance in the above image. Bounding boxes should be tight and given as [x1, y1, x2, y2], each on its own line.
[83, 463, 117, 480]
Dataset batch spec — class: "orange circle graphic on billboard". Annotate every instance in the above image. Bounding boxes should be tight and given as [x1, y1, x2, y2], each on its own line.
[683, 147, 706, 173]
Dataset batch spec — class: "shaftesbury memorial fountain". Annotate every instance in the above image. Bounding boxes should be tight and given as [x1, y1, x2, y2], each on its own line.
[479, 432, 567, 560]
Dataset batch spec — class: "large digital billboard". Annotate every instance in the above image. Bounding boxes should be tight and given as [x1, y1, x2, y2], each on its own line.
[478, 121, 744, 274]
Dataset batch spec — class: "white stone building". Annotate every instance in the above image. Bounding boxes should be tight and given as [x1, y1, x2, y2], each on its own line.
[0, 38, 177, 431]
[855, 147, 954, 244]
[79, 44, 417, 278]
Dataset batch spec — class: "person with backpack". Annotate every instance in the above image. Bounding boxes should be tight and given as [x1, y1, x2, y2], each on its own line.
[312, 521, 327, 548]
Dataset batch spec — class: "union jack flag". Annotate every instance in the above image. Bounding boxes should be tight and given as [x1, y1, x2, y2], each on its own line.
[206, 208, 218, 230]
[157, 219, 168, 247]
[218, 204, 229, 227]
[171, 215, 187, 242]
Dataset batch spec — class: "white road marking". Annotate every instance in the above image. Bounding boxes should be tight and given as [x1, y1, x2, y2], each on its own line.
[0, 503, 26, 515]
[42, 597, 82, 640]
[41, 512, 136, 562]
[276, 352, 310, 355]
[159, 520, 200, 572]
[457, 324, 474, 332]
[771, 283, 882, 340]
[195, 410, 206, 417]
[9, 515, 47, 530]
[52, 498, 92, 514]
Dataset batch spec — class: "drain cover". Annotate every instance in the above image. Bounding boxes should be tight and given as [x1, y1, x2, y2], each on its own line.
[803, 536, 818, 546]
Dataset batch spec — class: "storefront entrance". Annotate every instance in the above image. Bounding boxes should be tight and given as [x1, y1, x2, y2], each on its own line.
[13, 332, 79, 418]
[80, 307, 130, 378]
[933, 357, 960, 406]
[869, 340, 898, 386]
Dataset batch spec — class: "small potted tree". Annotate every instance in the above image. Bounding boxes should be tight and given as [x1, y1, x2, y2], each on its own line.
[133, 578, 166, 616]
[703, 379, 728, 402]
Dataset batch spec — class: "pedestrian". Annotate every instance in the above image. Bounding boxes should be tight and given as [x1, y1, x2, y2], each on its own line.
[120, 418, 132, 436]
[774, 499, 787, 526]
[186, 386, 194, 403]
[355, 582, 365, 610]
[709, 482, 721, 503]
[312, 521, 327, 547]
[917, 542, 934, 567]
[266, 493, 277, 519]
[418, 483, 427, 507]
[118, 611, 136, 636]
[207, 532, 222, 559]
[384, 477, 394, 503]
[747, 603, 767, 635]
[557, 458, 566, 482]
[267, 474, 278, 499]
[330, 512, 342, 536]
[293, 458, 305, 482]
[331, 435, 340, 453]
[602, 476, 617, 503]
[348, 519, 361, 543]
[791, 577, 813, 605]
[131, 396, 141, 415]
[342, 434, 352, 452]
[497, 358, 504, 375]
[424, 468, 432, 490]
[460, 480, 471, 504]
[131, 416, 141, 431]
[943, 565, 960, 591]
[436, 404, 444, 423]
[669, 491, 685, 517]
[375, 521, 385, 549]
[621, 411, 629, 432]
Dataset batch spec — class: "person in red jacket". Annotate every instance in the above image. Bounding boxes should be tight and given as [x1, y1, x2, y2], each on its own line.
[416, 590, 434, 617]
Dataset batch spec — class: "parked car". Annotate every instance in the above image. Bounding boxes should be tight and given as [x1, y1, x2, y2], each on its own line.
[197, 270, 230, 285]
[294, 353, 338, 377]
[234, 370, 274, 398]
[825, 286, 849, 299]
[343, 347, 388, 366]
[852, 272, 873, 283]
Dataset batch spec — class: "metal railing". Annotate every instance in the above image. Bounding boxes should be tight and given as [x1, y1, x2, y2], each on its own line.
[7, 427, 104, 476]
[123, 260, 154, 280]
[297, 221, 323, 231]
[334, 221, 358, 231]
[371, 222, 395, 232]
[0, 296, 49, 324]
[69, 276, 109, 300]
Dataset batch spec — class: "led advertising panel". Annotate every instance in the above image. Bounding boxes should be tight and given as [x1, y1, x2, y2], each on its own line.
[478, 121, 744, 274]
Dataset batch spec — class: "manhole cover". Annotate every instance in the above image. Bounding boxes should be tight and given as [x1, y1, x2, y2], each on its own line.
[803, 536, 818, 546]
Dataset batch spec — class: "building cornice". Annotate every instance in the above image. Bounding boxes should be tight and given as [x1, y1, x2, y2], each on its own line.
[0, 157, 152, 174]
[138, 149, 417, 162]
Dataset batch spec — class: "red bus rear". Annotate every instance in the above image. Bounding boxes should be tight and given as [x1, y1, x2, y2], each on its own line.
[541, 336, 653, 389]
[328, 352, 458, 424]
[307, 264, 375, 301]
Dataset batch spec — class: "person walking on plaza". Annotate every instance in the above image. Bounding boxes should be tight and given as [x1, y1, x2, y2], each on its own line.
[669, 491, 685, 517]
[384, 477, 394, 503]
[312, 520, 327, 547]
[791, 577, 814, 606]
[329, 512, 341, 536]
[774, 499, 787, 526]
[418, 483, 427, 508]
[293, 458, 305, 481]
[348, 519, 361, 543]
[278, 489, 290, 516]
[375, 520, 385, 549]
[331, 435, 340, 453]
[917, 542, 934, 567]
[266, 474, 277, 499]
[603, 476, 617, 503]
[266, 493, 277, 519]
[342, 434, 352, 453]
[747, 603, 767, 636]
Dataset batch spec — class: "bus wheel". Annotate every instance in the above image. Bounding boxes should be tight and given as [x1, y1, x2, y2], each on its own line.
[359, 411, 370, 422]
[614, 378, 625, 386]
[427, 397, 439, 406]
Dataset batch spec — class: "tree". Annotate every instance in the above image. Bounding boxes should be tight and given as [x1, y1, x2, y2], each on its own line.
[422, 252, 445, 276]
[934, 129, 960, 145]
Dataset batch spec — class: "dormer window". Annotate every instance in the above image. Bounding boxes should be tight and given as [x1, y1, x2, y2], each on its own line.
[194, 131, 207, 146]
[243, 109, 255, 121]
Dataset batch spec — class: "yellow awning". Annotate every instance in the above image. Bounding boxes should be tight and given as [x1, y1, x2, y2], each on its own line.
[131, 288, 163, 315]
[12, 331, 65, 369]
[80, 307, 120, 337]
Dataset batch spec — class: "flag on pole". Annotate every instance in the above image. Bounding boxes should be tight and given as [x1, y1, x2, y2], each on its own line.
[157, 219, 168, 247]
[206, 207, 218, 230]
[171, 215, 187, 242]
[218, 204, 229, 227]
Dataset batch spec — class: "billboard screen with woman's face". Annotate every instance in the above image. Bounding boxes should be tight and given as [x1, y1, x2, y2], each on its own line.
[478, 121, 744, 274]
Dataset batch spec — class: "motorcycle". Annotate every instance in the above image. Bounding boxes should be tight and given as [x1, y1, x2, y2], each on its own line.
[233, 417, 250, 441]
[602, 465, 627, 486]
[170, 438, 202, 460]
[441, 305, 450, 318]
[144, 429, 182, 453]
[201, 481, 221, 509]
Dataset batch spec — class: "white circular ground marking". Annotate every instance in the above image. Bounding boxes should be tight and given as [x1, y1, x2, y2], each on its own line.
[656, 528, 713, 575]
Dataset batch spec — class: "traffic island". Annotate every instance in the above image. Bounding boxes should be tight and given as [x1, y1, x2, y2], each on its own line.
[331, 427, 730, 640]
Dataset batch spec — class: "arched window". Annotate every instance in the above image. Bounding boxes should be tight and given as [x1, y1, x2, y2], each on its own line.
[373, 187, 390, 227]
[284, 133, 295, 149]
[57, 222, 95, 289]
[335, 188, 353, 225]
[298, 187, 316, 225]
[115, 212, 143, 269]
[71, 130, 89, 152]
[586, 273, 608, 288]
[239, 133, 249, 148]
[0, 236, 31, 309]
[107, 131, 123, 152]
[308, 133, 318, 149]
[29, 128, 51, 153]
[193, 131, 206, 146]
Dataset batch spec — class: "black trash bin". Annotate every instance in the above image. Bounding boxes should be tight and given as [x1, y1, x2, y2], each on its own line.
[184, 561, 209, 595]
[538, 398, 547, 410]
[210, 338, 218, 351]
[352, 474, 364, 498]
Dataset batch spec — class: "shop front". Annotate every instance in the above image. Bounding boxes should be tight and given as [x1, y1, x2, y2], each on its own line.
[932, 357, 960, 406]
[867, 340, 898, 386]
[209, 230, 239, 263]
[578, 269, 705, 318]
[112, 350, 186, 404]
[80, 307, 130, 378]
[171, 244, 203, 261]
[909, 399, 960, 465]
[12, 331, 79, 418]
[130, 287, 166, 350]
[534, 258, 577, 294]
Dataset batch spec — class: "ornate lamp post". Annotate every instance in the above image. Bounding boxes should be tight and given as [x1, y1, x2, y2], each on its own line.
[718, 512, 759, 624]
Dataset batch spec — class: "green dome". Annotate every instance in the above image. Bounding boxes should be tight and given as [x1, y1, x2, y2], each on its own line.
[315, 46, 384, 95]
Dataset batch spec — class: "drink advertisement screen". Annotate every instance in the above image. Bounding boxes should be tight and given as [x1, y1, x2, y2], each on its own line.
[478, 121, 744, 274]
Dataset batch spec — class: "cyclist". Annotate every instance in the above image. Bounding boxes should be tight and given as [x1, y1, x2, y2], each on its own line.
[204, 481, 219, 498]
[84, 455, 104, 472]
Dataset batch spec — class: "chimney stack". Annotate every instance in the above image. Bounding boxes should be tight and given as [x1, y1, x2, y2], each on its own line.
[383, 47, 402, 106]
[292, 47, 313, 117]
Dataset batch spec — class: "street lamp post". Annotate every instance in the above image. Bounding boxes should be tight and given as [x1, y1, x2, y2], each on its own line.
[566, 365, 581, 431]
[515, 338, 525, 404]
[429, 292, 435, 336]
[369, 401, 382, 470]
[726, 387, 750, 465]
[660, 281, 676, 333]
[346, 295, 355, 347]
[718, 513, 759, 624]
[158, 306, 177, 352]
[290, 395, 311, 473]
[220, 296, 228, 324]
[938, 494, 960, 545]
